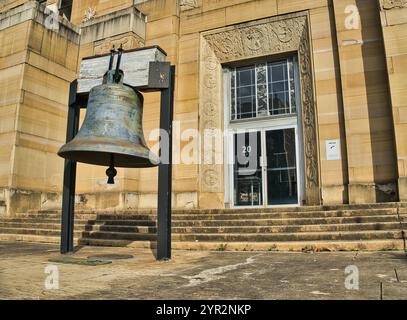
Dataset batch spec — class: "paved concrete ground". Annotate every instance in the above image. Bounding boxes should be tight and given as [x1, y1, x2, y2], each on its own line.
[0, 241, 406, 300]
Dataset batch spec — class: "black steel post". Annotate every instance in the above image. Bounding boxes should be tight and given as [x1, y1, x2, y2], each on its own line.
[157, 65, 175, 261]
[60, 80, 80, 254]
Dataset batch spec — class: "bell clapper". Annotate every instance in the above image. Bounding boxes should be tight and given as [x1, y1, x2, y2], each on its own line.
[106, 154, 118, 185]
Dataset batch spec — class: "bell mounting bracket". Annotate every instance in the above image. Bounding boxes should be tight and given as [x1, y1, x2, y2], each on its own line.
[60, 45, 175, 261]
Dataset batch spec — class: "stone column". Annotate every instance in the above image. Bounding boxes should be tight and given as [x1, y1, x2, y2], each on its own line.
[332, 0, 398, 203]
[0, 1, 80, 216]
[378, 0, 407, 201]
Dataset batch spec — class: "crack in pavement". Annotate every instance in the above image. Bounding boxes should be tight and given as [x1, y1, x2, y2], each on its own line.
[181, 255, 260, 288]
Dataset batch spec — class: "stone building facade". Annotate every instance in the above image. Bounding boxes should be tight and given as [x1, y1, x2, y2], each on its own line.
[0, 0, 406, 216]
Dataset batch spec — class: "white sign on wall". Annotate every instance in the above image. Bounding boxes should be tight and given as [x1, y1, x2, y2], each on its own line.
[326, 140, 341, 161]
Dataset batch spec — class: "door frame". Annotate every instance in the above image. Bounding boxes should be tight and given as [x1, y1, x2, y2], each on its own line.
[223, 59, 305, 208]
[226, 120, 303, 209]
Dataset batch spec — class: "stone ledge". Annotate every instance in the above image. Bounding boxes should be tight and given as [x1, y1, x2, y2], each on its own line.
[0, 1, 80, 44]
[74, 191, 198, 210]
[80, 6, 146, 45]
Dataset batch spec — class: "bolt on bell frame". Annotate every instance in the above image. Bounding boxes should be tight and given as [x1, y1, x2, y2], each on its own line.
[60, 47, 175, 261]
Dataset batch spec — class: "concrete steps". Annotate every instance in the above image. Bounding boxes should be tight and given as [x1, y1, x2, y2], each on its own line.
[0, 203, 406, 251]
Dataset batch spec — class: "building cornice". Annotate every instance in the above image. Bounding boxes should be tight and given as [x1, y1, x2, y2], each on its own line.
[0, 0, 80, 44]
[381, 0, 407, 9]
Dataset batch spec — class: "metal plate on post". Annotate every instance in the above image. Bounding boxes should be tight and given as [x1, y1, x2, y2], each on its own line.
[147, 62, 171, 90]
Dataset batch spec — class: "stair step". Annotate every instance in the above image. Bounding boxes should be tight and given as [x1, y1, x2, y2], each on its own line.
[172, 215, 401, 226]
[13, 213, 97, 220]
[0, 234, 79, 245]
[85, 225, 157, 233]
[0, 218, 88, 224]
[81, 231, 155, 241]
[1, 214, 400, 228]
[92, 208, 398, 221]
[31, 202, 406, 215]
[87, 220, 157, 226]
[78, 238, 153, 248]
[77, 238, 404, 252]
[17, 207, 402, 220]
[173, 222, 404, 233]
[82, 222, 402, 234]
[79, 229, 403, 242]
[0, 222, 87, 230]
[173, 230, 403, 242]
[0, 227, 82, 237]
[87, 215, 399, 227]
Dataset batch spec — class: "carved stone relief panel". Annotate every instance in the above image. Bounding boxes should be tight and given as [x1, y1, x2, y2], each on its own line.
[199, 12, 321, 205]
[204, 18, 304, 63]
[199, 38, 224, 193]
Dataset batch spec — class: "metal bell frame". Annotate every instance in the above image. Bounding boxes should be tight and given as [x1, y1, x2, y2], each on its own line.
[60, 47, 175, 261]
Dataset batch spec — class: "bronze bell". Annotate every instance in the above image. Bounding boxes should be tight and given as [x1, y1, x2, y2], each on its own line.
[58, 53, 159, 184]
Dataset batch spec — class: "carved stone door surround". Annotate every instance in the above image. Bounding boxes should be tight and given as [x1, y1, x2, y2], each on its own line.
[199, 11, 321, 207]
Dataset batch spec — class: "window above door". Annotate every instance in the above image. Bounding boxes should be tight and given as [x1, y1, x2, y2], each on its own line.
[59, 0, 73, 21]
[229, 57, 298, 121]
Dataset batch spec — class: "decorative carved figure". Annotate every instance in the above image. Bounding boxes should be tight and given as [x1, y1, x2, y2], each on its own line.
[83, 7, 96, 22]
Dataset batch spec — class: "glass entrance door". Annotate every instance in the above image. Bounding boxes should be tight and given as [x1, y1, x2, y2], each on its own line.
[233, 131, 263, 207]
[265, 128, 298, 205]
[232, 127, 300, 207]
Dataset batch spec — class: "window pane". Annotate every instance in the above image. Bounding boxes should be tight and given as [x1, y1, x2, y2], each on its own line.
[268, 60, 294, 116]
[238, 96, 256, 119]
[238, 68, 254, 86]
[272, 81, 287, 93]
[236, 66, 256, 119]
[239, 86, 253, 97]
[230, 58, 298, 121]
[270, 92, 289, 115]
[271, 63, 286, 81]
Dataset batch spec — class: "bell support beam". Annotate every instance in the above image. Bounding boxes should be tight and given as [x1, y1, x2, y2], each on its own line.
[157, 64, 175, 261]
[60, 80, 81, 254]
